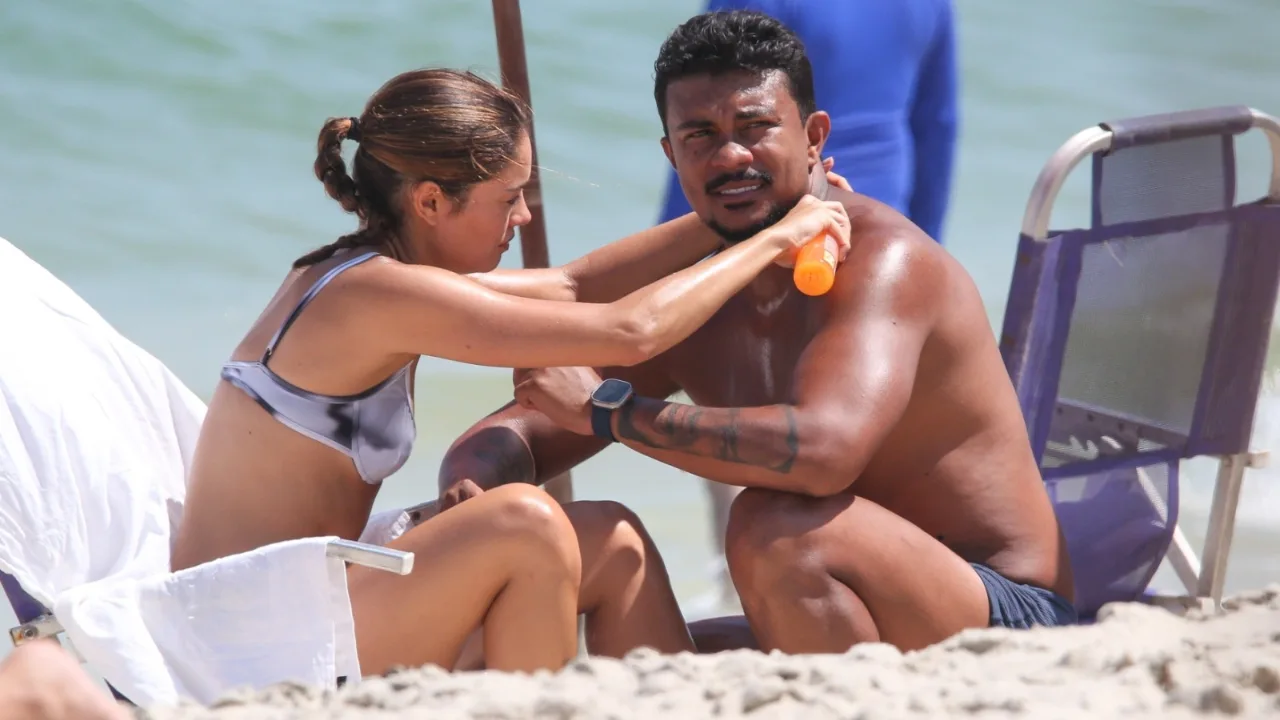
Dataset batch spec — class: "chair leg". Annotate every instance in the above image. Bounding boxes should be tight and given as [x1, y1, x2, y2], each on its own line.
[1165, 524, 1202, 596]
[1195, 451, 1266, 604]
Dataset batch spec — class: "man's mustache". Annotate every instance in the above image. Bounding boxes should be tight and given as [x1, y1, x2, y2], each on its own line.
[705, 168, 773, 194]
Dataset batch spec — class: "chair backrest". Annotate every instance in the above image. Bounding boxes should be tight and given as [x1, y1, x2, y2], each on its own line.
[1, 570, 44, 625]
[999, 106, 1280, 618]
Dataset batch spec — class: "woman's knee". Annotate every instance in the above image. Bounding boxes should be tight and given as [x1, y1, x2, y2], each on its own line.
[482, 484, 581, 577]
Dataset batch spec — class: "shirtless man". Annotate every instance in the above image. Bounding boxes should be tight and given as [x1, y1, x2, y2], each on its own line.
[439, 10, 1075, 653]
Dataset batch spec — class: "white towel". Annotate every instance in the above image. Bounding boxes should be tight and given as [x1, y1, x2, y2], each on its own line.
[0, 235, 365, 707]
[53, 536, 360, 708]
[0, 236, 205, 609]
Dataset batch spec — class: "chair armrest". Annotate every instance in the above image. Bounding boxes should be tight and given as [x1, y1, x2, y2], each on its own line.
[325, 539, 414, 576]
[9, 614, 62, 647]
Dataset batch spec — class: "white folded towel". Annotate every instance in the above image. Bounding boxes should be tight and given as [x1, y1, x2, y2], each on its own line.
[53, 536, 360, 708]
[358, 507, 414, 546]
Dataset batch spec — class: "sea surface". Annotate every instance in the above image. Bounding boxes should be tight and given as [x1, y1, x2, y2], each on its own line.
[2, 0, 1279, 663]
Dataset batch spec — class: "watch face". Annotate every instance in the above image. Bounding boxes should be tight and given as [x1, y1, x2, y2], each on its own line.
[592, 378, 633, 408]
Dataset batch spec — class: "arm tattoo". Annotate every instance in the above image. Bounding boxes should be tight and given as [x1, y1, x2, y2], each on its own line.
[438, 426, 536, 490]
[615, 398, 799, 473]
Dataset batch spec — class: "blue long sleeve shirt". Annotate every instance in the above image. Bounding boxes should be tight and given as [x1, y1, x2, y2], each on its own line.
[656, 0, 959, 243]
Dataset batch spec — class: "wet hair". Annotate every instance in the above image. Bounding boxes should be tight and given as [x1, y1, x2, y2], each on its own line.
[652, 10, 816, 134]
[297, 68, 531, 268]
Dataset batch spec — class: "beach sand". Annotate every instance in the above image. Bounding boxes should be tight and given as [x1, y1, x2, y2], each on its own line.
[138, 586, 1280, 720]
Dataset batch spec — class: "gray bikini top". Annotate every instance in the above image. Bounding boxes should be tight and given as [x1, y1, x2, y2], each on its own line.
[220, 251, 415, 485]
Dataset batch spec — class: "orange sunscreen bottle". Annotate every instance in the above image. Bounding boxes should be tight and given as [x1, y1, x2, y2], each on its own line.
[792, 233, 839, 296]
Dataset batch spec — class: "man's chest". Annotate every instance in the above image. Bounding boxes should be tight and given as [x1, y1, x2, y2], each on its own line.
[665, 296, 824, 407]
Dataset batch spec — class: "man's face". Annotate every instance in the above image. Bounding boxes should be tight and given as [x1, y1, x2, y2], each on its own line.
[661, 69, 827, 243]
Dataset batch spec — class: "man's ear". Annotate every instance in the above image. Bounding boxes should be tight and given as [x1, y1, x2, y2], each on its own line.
[661, 135, 677, 170]
[408, 181, 447, 226]
[804, 110, 832, 169]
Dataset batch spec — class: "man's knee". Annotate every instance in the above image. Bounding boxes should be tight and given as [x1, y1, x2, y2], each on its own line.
[725, 488, 830, 594]
[725, 487, 823, 551]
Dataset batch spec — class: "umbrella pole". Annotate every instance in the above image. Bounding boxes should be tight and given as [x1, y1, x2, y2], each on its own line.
[491, 0, 573, 504]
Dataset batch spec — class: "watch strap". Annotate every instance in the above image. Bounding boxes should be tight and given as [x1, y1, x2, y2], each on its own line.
[591, 403, 617, 442]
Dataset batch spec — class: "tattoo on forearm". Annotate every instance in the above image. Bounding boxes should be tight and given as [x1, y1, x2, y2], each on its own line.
[615, 399, 799, 473]
[439, 426, 535, 488]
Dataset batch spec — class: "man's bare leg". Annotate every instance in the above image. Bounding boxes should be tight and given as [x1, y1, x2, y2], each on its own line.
[723, 488, 990, 653]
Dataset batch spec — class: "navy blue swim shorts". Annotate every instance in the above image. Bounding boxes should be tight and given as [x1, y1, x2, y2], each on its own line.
[970, 563, 1078, 629]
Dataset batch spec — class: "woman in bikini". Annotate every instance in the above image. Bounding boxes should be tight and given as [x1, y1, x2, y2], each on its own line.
[171, 68, 850, 677]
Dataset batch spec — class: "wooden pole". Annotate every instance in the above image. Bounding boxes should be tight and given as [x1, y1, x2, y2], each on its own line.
[491, 0, 573, 504]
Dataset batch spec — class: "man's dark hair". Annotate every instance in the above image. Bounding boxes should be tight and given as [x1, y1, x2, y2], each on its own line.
[653, 11, 816, 134]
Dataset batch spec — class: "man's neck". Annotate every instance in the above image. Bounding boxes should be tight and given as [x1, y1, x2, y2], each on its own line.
[746, 264, 796, 307]
[808, 162, 829, 200]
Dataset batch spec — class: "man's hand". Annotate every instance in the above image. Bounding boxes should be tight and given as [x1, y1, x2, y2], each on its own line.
[513, 367, 603, 436]
[438, 477, 484, 514]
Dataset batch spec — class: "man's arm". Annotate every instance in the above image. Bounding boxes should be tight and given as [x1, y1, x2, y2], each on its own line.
[438, 360, 682, 495]
[607, 236, 942, 497]
[907, 0, 959, 242]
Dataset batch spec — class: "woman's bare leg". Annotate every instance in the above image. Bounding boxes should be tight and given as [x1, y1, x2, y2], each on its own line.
[347, 483, 581, 676]
[563, 500, 695, 657]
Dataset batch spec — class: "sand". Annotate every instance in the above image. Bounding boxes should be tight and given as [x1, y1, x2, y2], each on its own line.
[138, 587, 1280, 720]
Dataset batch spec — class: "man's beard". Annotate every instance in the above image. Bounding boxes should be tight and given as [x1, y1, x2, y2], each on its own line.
[707, 195, 800, 245]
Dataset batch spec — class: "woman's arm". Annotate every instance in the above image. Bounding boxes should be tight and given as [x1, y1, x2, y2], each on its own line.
[466, 267, 577, 301]
[465, 212, 722, 303]
[559, 213, 724, 303]
[361, 197, 850, 370]
[466, 163, 852, 304]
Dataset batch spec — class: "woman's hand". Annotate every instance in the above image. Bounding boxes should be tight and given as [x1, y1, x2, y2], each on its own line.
[767, 194, 852, 269]
[823, 156, 853, 192]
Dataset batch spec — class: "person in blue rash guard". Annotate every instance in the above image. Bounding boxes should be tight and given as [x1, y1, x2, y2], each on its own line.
[656, 0, 959, 243]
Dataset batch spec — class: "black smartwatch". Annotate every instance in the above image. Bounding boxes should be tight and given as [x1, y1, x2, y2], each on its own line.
[590, 378, 634, 442]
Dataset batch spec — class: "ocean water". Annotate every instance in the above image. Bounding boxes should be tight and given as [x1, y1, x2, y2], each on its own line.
[2, 0, 1280, 662]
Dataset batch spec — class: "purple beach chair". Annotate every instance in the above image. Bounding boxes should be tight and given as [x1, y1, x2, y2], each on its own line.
[1000, 105, 1280, 620]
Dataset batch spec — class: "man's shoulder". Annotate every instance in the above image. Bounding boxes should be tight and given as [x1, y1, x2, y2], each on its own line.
[825, 192, 969, 323]
[837, 218, 949, 294]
